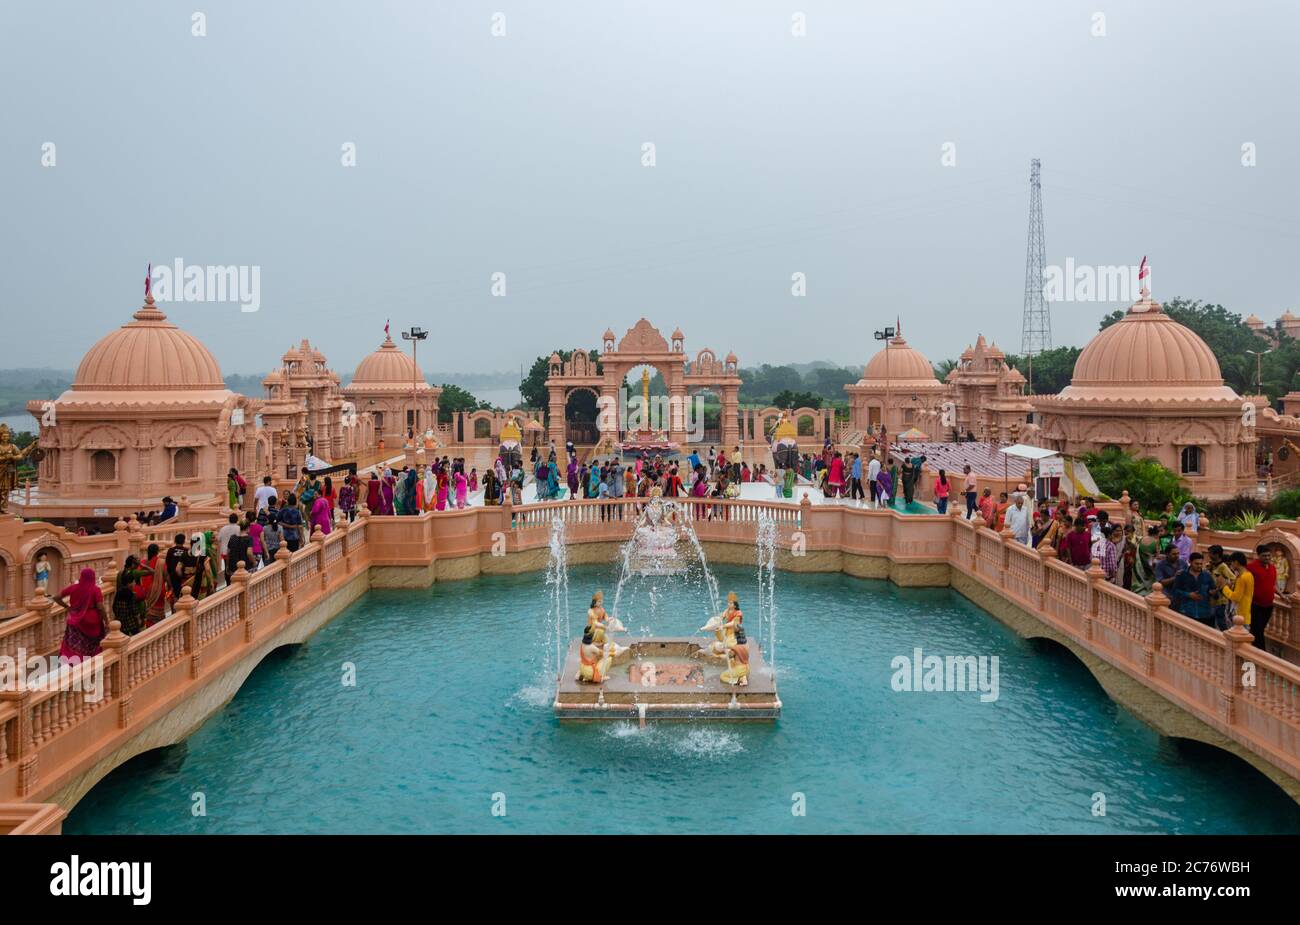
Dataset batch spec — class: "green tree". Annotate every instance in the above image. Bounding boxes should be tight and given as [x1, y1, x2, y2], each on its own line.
[1079, 447, 1188, 514]
[1004, 346, 1082, 395]
[518, 350, 602, 416]
[437, 383, 493, 423]
[771, 390, 822, 409]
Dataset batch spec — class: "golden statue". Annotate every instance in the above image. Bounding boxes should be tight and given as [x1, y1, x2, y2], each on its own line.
[0, 424, 39, 514]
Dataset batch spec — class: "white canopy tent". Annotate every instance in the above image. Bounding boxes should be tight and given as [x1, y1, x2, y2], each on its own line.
[997, 444, 1060, 494]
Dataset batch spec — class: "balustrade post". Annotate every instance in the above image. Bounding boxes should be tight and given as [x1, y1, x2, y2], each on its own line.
[0, 682, 36, 797]
[127, 516, 145, 561]
[1142, 582, 1169, 676]
[1084, 557, 1105, 641]
[1035, 543, 1054, 610]
[174, 586, 199, 679]
[99, 618, 130, 728]
[29, 586, 53, 654]
[315, 524, 330, 594]
[232, 561, 253, 643]
[113, 518, 130, 570]
[276, 545, 293, 615]
[1220, 614, 1256, 726]
[999, 523, 1014, 587]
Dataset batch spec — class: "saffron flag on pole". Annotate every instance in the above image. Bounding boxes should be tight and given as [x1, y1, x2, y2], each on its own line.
[384, 319, 390, 337]
[1138, 256, 1149, 281]
[897, 316, 902, 337]
[145, 263, 152, 298]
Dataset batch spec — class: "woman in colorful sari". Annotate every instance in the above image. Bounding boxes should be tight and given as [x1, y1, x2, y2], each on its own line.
[188, 551, 219, 601]
[422, 465, 436, 512]
[141, 544, 169, 628]
[494, 456, 508, 493]
[338, 475, 357, 522]
[468, 468, 478, 492]
[876, 466, 893, 507]
[546, 461, 561, 500]
[310, 492, 333, 535]
[588, 465, 600, 499]
[692, 464, 710, 519]
[436, 469, 449, 511]
[112, 555, 148, 636]
[782, 466, 795, 499]
[365, 472, 383, 515]
[454, 470, 468, 509]
[53, 568, 107, 662]
[483, 469, 499, 506]
[227, 468, 242, 509]
[379, 472, 394, 515]
[567, 458, 580, 498]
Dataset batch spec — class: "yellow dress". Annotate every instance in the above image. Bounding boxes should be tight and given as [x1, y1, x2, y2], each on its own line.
[720, 644, 750, 685]
[587, 606, 608, 645]
[579, 642, 610, 683]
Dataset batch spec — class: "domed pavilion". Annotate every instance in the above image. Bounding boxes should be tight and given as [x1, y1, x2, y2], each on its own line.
[15, 291, 262, 526]
[342, 331, 441, 448]
[844, 335, 945, 435]
[1034, 293, 1254, 498]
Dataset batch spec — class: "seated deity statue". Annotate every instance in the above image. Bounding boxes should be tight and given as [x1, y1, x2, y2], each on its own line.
[720, 626, 751, 686]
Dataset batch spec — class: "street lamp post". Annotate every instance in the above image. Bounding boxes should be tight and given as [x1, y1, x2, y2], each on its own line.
[872, 326, 895, 434]
[401, 326, 428, 441]
[1246, 348, 1273, 396]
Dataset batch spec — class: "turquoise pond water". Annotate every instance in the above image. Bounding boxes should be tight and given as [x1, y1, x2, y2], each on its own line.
[65, 564, 1300, 834]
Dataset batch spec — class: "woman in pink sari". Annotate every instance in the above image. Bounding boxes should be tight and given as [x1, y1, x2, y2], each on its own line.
[691, 464, 711, 520]
[53, 568, 107, 661]
[380, 473, 395, 515]
[310, 494, 333, 535]
[454, 470, 468, 509]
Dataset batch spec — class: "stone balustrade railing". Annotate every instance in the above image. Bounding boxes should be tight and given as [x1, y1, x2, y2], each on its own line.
[1, 497, 1299, 817]
[950, 514, 1300, 784]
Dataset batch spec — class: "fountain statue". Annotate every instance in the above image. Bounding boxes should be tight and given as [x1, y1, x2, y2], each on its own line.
[626, 486, 685, 575]
[550, 496, 779, 719]
[498, 416, 523, 472]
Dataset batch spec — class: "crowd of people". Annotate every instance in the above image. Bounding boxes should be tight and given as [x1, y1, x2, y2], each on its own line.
[39, 451, 1290, 663]
[970, 490, 1283, 650]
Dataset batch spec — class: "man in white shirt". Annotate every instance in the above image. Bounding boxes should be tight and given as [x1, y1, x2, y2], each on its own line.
[253, 475, 278, 513]
[1005, 493, 1032, 545]
[215, 513, 241, 585]
[867, 454, 882, 509]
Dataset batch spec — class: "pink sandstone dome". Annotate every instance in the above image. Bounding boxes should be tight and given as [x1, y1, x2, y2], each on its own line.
[72, 296, 225, 391]
[860, 336, 939, 385]
[1058, 295, 1239, 402]
[351, 333, 428, 387]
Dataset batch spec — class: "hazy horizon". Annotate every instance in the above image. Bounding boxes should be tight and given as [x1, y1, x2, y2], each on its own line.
[4, 0, 1297, 381]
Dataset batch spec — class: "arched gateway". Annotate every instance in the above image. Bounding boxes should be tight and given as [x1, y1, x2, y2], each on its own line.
[544, 319, 741, 451]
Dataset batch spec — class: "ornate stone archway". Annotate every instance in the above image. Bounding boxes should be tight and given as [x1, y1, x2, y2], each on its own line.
[544, 319, 741, 450]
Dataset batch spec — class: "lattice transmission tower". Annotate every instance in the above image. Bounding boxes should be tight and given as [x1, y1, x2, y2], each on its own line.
[1020, 158, 1051, 379]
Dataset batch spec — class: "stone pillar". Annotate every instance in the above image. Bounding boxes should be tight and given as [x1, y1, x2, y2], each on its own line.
[548, 387, 566, 449]
[721, 386, 740, 450]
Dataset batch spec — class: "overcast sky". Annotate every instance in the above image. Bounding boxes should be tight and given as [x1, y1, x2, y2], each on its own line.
[3, 0, 1297, 381]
